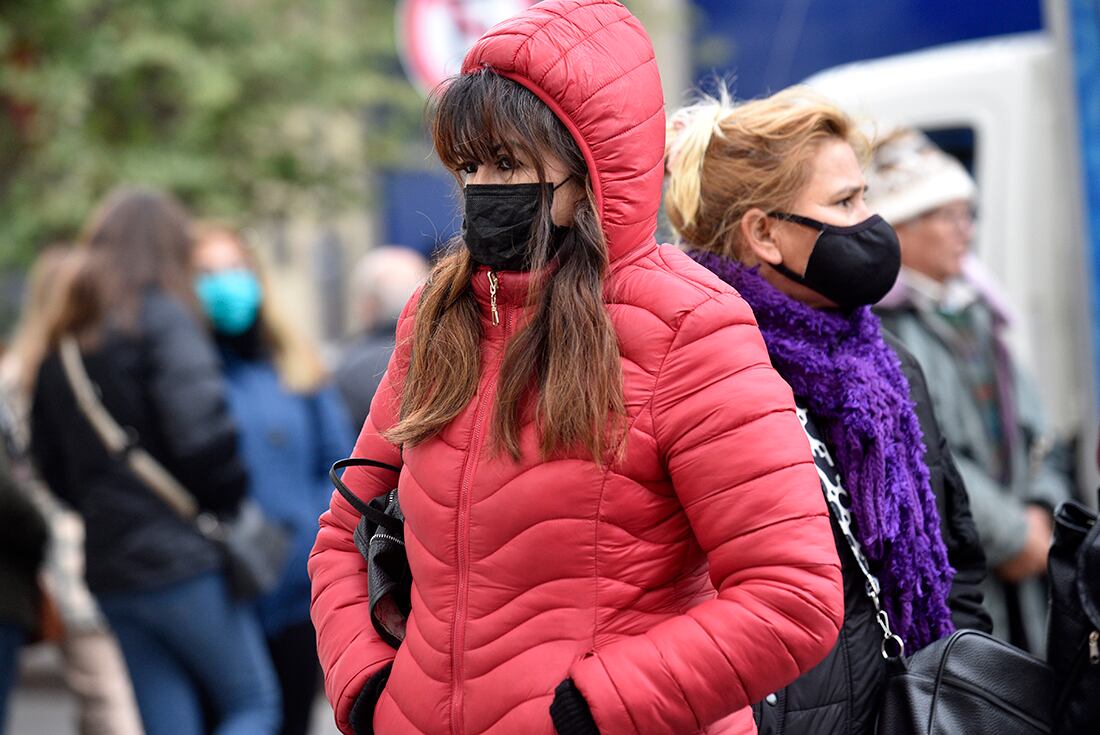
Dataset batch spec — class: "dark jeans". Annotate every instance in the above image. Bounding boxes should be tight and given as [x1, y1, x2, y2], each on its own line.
[0, 624, 24, 735]
[99, 571, 281, 735]
[266, 619, 321, 735]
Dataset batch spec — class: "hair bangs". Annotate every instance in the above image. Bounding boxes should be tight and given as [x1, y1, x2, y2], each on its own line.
[431, 70, 550, 182]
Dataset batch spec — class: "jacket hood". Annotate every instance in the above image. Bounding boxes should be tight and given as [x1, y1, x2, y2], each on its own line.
[462, 0, 665, 263]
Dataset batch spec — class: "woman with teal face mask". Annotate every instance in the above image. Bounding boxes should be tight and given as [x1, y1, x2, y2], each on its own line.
[195, 267, 263, 337]
[193, 224, 355, 735]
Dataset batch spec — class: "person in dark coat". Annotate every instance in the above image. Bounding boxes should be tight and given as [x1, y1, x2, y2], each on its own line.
[665, 87, 991, 734]
[193, 223, 355, 735]
[0, 427, 48, 734]
[334, 246, 427, 428]
[28, 189, 280, 735]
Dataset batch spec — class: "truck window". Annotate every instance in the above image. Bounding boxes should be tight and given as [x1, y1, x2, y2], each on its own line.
[924, 127, 976, 178]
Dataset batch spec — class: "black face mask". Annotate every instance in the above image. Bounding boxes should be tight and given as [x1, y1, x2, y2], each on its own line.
[769, 212, 901, 311]
[462, 182, 568, 271]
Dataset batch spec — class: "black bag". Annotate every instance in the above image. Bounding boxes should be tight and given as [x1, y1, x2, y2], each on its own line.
[1047, 498, 1100, 734]
[878, 629, 1055, 735]
[329, 457, 409, 649]
[196, 500, 291, 600]
[793, 406, 1056, 735]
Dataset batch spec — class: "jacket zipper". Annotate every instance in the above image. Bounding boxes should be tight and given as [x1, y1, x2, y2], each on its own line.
[450, 275, 508, 734]
[488, 270, 499, 326]
[1090, 630, 1099, 665]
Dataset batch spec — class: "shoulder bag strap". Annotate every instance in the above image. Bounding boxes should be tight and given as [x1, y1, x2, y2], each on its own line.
[58, 336, 199, 521]
[795, 405, 905, 659]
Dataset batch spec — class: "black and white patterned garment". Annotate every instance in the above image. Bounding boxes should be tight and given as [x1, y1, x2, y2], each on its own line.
[795, 405, 887, 611]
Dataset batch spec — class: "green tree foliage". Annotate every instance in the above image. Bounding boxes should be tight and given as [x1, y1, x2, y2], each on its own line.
[0, 0, 422, 266]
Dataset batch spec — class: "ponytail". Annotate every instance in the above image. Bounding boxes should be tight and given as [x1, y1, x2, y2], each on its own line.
[664, 91, 732, 234]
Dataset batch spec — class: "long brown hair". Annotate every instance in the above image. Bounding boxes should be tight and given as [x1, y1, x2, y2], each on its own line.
[80, 186, 199, 326]
[6, 188, 196, 396]
[193, 223, 329, 394]
[384, 69, 624, 462]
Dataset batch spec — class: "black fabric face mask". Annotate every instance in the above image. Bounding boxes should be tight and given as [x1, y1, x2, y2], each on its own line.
[462, 182, 567, 271]
[769, 212, 901, 311]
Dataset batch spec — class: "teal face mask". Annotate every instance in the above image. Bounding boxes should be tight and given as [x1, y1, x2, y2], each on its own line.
[195, 269, 262, 336]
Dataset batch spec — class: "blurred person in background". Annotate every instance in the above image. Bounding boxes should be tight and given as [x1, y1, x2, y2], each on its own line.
[0, 394, 48, 735]
[311, 2, 845, 733]
[27, 188, 280, 735]
[335, 246, 428, 428]
[1, 245, 145, 735]
[192, 223, 354, 735]
[665, 88, 990, 735]
[870, 129, 1071, 653]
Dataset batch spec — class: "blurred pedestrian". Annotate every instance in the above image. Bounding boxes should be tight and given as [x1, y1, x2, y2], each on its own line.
[192, 223, 354, 735]
[310, 2, 844, 734]
[2, 245, 145, 735]
[0, 404, 48, 735]
[869, 128, 1071, 653]
[27, 188, 280, 735]
[665, 87, 991, 735]
[334, 247, 428, 428]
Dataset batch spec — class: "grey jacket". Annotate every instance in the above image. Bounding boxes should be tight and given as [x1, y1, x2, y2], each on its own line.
[877, 272, 1071, 652]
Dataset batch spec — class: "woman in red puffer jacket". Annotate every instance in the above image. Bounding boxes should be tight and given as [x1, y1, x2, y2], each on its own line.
[309, 2, 843, 734]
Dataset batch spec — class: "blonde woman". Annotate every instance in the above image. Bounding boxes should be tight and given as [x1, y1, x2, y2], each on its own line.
[192, 224, 354, 735]
[665, 88, 990, 734]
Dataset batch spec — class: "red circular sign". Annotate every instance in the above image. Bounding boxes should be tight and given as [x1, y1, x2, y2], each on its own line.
[397, 0, 538, 94]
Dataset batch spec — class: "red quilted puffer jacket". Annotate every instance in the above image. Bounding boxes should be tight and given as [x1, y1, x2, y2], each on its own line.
[310, 2, 843, 733]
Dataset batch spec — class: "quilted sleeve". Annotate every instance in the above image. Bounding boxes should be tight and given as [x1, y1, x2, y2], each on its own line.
[309, 294, 416, 734]
[568, 292, 844, 734]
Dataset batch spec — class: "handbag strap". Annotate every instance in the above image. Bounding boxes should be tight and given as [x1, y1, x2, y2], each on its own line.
[329, 457, 403, 535]
[58, 336, 199, 521]
[795, 405, 905, 659]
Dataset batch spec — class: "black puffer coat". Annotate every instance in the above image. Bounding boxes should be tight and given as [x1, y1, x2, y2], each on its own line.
[753, 336, 992, 735]
[30, 290, 247, 594]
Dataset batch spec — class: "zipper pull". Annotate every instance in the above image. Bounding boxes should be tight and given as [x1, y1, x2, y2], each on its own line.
[488, 271, 499, 326]
[1090, 631, 1099, 665]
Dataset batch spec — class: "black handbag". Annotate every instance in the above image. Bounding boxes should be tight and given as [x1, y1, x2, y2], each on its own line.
[59, 336, 290, 600]
[195, 500, 291, 600]
[329, 457, 410, 649]
[1047, 497, 1100, 734]
[794, 407, 1056, 735]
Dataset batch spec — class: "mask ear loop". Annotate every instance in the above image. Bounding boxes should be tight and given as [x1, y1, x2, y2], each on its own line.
[767, 212, 825, 282]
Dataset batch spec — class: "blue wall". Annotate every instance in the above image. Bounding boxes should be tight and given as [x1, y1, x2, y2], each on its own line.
[379, 169, 462, 258]
[691, 0, 1042, 97]
[1068, 0, 1100, 396]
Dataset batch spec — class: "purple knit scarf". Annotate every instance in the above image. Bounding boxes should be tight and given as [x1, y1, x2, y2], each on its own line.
[689, 252, 955, 650]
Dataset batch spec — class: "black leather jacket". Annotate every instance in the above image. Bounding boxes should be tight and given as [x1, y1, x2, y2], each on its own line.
[753, 335, 992, 735]
[31, 290, 247, 594]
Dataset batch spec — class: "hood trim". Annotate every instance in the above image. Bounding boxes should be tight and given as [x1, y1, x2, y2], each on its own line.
[494, 69, 608, 256]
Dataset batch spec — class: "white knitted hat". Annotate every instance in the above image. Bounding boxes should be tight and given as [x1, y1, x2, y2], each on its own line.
[864, 128, 976, 225]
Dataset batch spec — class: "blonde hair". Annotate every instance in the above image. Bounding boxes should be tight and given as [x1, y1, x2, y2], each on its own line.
[194, 223, 328, 394]
[3, 245, 101, 397]
[665, 86, 866, 259]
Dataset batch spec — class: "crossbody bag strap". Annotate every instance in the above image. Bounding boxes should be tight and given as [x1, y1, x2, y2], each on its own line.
[795, 405, 905, 659]
[58, 336, 199, 521]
